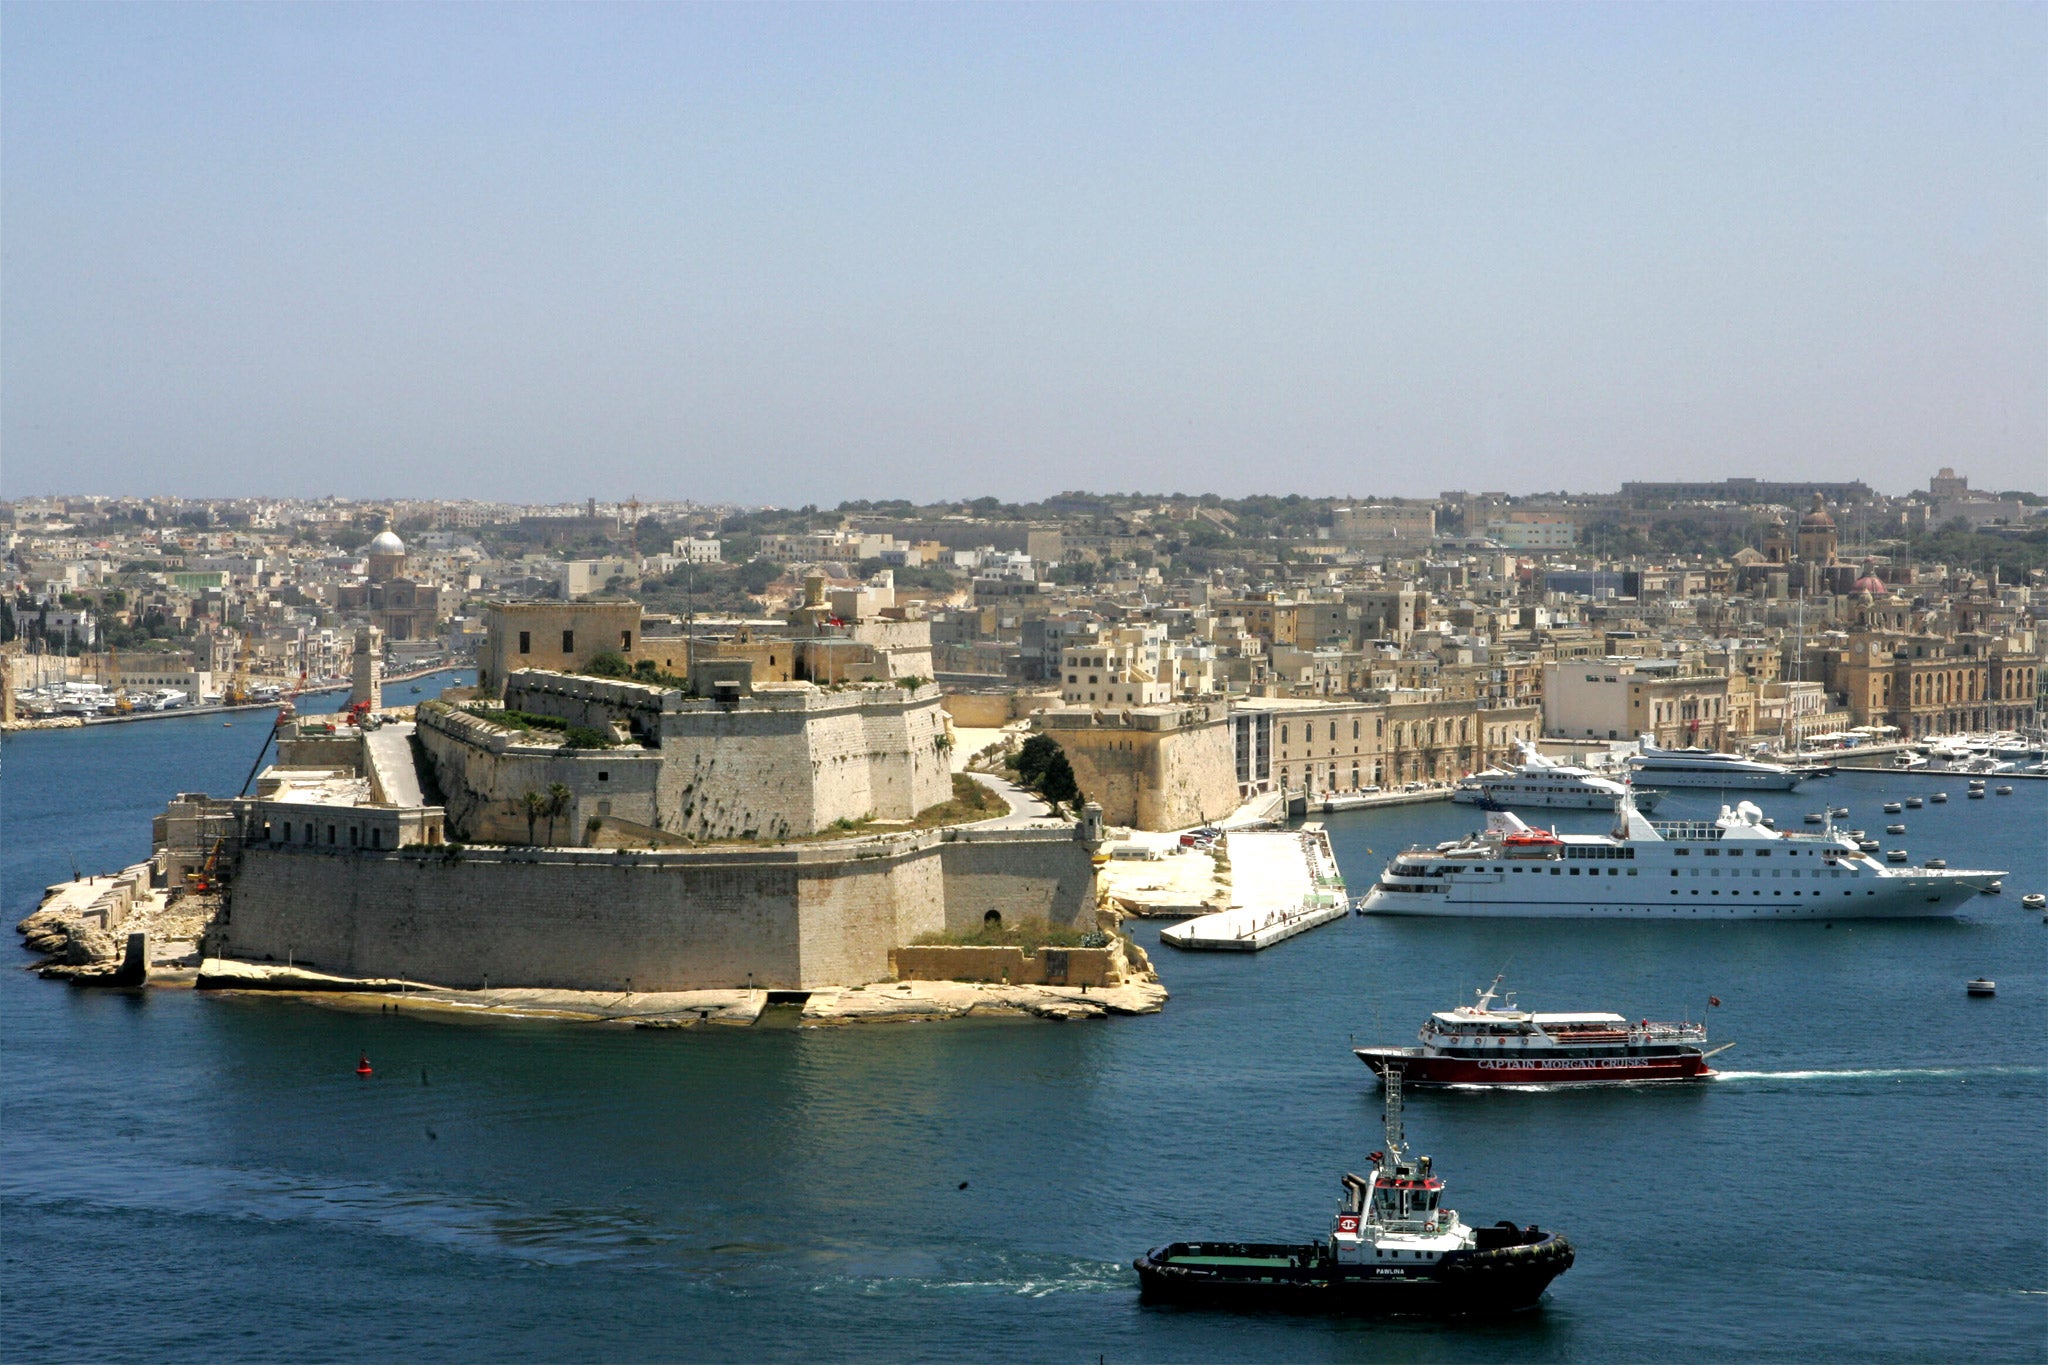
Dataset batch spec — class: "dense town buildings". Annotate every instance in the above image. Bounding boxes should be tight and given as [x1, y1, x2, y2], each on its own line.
[6, 480, 2045, 825]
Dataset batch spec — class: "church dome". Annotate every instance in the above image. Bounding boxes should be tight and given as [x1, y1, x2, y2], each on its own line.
[1799, 494, 1835, 529]
[1854, 571, 1885, 594]
[368, 529, 406, 557]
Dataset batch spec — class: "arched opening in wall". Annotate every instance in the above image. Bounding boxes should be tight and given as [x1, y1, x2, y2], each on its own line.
[984, 910, 1002, 929]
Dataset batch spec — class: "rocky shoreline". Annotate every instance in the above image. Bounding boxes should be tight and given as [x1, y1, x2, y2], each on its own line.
[18, 875, 1167, 1025]
[187, 958, 1167, 1024]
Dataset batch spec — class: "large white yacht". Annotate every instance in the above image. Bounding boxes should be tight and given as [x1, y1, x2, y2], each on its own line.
[1358, 793, 2002, 920]
[1626, 734, 1811, 791]
[1452, 742, 1656, 812]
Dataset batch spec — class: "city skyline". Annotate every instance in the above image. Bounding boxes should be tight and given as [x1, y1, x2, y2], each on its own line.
[4, 5, 2043, 504]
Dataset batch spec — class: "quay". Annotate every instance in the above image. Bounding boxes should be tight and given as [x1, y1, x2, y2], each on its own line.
[1159, 825, 1348, 952]
[1302, 785, 1454, 814]
[0, 667, 473, 732]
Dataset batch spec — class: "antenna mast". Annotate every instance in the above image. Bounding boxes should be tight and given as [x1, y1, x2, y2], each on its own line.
[1382, 1065, 1407, 1167]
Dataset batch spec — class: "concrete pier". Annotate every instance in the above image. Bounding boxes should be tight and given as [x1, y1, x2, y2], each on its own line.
[1159, 825, 1348, 952]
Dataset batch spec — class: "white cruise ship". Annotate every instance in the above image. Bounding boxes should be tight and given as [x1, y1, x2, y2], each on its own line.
[1626, 735, 1810, 791]
[1452, 742, 1656, 812]
[1358, 794, 2002, 920]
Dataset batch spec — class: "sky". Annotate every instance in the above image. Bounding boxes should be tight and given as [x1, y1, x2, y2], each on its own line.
[3, 3, 2042, 505]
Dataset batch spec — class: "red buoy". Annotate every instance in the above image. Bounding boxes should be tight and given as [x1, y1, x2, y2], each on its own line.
[356, 1053, 373, 1077]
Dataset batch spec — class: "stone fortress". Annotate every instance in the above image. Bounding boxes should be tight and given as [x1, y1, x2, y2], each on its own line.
[146, 600, 1117, 997]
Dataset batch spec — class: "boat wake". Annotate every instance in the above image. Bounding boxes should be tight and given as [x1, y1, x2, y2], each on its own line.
[1712, 1064, 2045, 1083]
[832, 1259, 1130, 1299]
[0, 1151, 669, 1267]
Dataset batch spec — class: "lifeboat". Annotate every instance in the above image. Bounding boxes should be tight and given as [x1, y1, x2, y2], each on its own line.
[1500, 829, 1563, 859]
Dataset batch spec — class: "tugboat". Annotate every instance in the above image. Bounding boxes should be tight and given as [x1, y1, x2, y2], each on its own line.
[1133, 1069, 1573, 1314]
[1354, 977, 1730, 1087]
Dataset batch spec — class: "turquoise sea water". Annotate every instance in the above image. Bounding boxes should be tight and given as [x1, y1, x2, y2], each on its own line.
[4, 702, 2043, 1362]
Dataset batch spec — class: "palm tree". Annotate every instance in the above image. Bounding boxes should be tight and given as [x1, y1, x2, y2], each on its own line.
[521, 789, 547, 845]
[545, 782, 573, 845]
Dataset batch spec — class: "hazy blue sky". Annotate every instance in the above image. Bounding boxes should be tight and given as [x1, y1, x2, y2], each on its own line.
[3, 3, 2042, 504]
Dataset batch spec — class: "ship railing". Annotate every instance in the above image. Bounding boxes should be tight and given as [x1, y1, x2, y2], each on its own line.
[1647, 820, 1726, 841]
[1630, 1023, 1708, 1042]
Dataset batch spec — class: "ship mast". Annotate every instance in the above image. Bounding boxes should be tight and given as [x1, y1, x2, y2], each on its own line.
[1382, 1064, 1407, 1169]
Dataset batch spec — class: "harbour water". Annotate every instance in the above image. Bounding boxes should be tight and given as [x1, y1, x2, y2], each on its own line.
[4, 707, 2042, 1362]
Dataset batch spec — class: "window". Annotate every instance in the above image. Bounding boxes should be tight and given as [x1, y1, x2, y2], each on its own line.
[622, 631, 632, 650]
[597, 771, 608, 782]
[562, 630, 575, 653]
[518, 631, 531, 654]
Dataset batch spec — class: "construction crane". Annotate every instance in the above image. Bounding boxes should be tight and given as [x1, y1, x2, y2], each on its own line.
[223, 630, 253, 706]
[186, 837, 227, 894]
[108, 646, 133, 714]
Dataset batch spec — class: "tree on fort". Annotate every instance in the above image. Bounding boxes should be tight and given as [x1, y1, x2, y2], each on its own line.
[545, 783, 572, 844]
[1013, 735, 1082, 807]
[522, 789, 548, 845]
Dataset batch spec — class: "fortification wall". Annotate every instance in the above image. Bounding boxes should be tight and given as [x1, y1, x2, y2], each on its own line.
[889, 945, 1115, 987]
[220, 825, 1101, 991]
[1048, 712, 1238, 830]
[416, 702, 661, 845]
[941, 689, 1061, 727]
[655, 682, 951, 838]
[1148, 720, 1240, 830]
[849, 693, 951, 822]
[795, 849, 945, 986]
[504, 672, 672, 742]
[938, 831, 1098, 934]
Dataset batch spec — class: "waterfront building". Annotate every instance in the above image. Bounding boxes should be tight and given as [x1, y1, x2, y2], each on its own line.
[1542, 659, 1733, 749]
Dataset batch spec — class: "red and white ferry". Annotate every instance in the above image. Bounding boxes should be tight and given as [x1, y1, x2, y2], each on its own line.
[1354, 978, 1731, 1087]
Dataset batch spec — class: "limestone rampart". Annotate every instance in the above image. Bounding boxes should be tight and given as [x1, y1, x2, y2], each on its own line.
[889, 945, 1115, 987]
[938, 829, 1099, 934]
[218, 824, 1099, 992]
[1038, 704, 1238, 830]
[940, 688, 1062, 728]
[415, 700, 661, 845]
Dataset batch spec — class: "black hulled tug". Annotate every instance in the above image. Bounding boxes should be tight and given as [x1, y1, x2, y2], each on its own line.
[1134, 1068, 1572, 1315]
